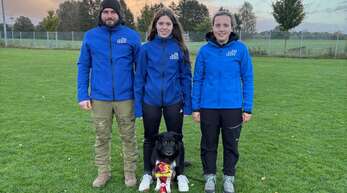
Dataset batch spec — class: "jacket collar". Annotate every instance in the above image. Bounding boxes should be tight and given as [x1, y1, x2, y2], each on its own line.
[153, 34, 173, 42]
[205, 32, 239, 48]
[99, 23, 122, 32]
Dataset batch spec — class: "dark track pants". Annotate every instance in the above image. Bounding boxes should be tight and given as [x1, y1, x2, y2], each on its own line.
[200, 109, 242, 176]
[142, 102, 185, 175]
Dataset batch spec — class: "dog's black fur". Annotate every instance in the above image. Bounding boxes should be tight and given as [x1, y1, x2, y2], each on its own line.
[151, 131, 183, 170]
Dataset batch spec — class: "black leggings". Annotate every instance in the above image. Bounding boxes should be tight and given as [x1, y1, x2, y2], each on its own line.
[142, 102, 185, 175]
[200, 108, 242, 176]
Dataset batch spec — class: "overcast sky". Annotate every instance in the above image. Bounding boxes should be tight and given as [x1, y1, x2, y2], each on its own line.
[1, 0, 346, 33]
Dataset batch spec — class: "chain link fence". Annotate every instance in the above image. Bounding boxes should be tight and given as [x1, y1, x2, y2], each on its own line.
[1, 31, 346, 58]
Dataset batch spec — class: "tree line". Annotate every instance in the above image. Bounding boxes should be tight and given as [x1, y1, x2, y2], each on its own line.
[2, 0, 257, 34]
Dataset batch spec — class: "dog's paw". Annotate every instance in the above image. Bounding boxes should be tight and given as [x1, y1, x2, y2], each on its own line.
[154, 178, 161, 191]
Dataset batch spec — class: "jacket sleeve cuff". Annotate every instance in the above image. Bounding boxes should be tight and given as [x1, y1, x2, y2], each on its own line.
[134, 101, 143, 118]
[78, 96, 90, 103]
[243, 110, 252, 114]
[135, 110, 143, 118]
[183, 108, 192, 115]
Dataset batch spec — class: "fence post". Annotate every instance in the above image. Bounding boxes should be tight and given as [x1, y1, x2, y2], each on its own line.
[19, 32, 22, 45]
[72, 31, 74, 42]
[268, 31, 271, 56]
[33, 31, 35, 47]
[239, 31, 242, 41]
[55, 31, 58, 48]
[334, 33, 339, 58]
[299, 31, 303, 57]
[47, 31, 49, 48]
[11, 30, 13, 40]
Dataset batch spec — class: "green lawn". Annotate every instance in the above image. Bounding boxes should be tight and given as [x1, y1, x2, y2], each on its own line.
[0, 48, 346, 193]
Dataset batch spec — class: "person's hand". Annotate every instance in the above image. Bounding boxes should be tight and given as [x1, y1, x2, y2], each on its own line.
[192, 112, 200, 123]
[79, 100, 92, 111]
[242, 112, 252, 123]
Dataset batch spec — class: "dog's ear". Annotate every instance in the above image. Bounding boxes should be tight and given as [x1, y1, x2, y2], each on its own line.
[173, 132, 183, 142]
[154, 133, 163, 149]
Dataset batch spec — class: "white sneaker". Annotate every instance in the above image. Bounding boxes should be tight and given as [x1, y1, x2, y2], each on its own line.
[138, 174, 152, 192]
[177, 175, 189, 192]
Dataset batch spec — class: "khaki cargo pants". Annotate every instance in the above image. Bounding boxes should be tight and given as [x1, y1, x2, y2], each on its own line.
[91, 100, 138, 175]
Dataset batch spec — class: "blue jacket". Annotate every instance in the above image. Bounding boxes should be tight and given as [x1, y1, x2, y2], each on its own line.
[192, 32, 254, 113]
[134, 35, 192, 117]
[77, 25, 141, 102]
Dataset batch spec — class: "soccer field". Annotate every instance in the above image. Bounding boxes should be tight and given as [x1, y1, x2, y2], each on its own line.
[0, 48, 346, 193]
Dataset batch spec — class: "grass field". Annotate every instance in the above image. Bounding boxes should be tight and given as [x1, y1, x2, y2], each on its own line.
[0, 48, 346, 193]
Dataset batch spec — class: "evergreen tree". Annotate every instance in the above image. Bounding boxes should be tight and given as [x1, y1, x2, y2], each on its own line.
[119, 0, 135, 29]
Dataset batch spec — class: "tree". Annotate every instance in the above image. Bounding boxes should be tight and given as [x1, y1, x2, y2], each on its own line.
[168, 2, 178, 14]
[57, 1, 81, 31]
[41, 10, 59, 31]
[119, 0, 135, 29]
[35, 22, 46, 32]
[194, 17, 211, 32]
[233, 13, 242, 33]
[239, 1, 256, 34]
[79, 0, 100, 31]
[176, 0, 209, 32]
[272, 0, 305, 53]
[137, 3, 164, 32]
[13, 16, 35, 32]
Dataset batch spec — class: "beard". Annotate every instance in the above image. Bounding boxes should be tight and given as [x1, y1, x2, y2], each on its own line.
[103, 19, 118, 27]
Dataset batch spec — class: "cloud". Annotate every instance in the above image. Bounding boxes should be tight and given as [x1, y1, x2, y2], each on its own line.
[4, 0, 63, 18]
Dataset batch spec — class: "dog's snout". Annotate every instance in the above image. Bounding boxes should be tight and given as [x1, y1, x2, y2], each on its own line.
[165, 150, 174, 156]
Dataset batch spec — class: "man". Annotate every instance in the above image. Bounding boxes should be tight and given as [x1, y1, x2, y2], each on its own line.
[77, 0, 141, 188]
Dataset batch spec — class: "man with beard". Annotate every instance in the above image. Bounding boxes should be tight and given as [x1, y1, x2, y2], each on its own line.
[76, 0, 141, 188]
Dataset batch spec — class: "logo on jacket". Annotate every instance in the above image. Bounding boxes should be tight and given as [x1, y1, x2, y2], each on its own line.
[117, 37, 127, 44]
[226, 49, 237, 57]
[169, 52, 179, 60]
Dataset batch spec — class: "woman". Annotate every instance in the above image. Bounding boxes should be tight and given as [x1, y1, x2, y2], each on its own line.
[192, 11, 254, 193]
[134, 7, 192, 192]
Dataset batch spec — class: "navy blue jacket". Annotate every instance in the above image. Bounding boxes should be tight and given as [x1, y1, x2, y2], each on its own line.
[134, 36, 192, 117]
[192, 33, 254, 113]
[77, 25, 141, 102]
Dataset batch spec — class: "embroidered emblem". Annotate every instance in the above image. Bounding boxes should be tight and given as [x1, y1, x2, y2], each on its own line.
[226, 49, 237, 57]
[169, 52, 179, 60]
[116, 37, 127, 44]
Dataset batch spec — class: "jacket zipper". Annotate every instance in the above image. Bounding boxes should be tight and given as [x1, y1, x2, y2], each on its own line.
[218, 49, 222, 107]
[109, 31, 115, 101]
[160, 39, 167, 106]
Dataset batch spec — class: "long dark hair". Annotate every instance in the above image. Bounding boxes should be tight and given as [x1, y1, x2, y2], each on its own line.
[147, 7, 190, 64]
